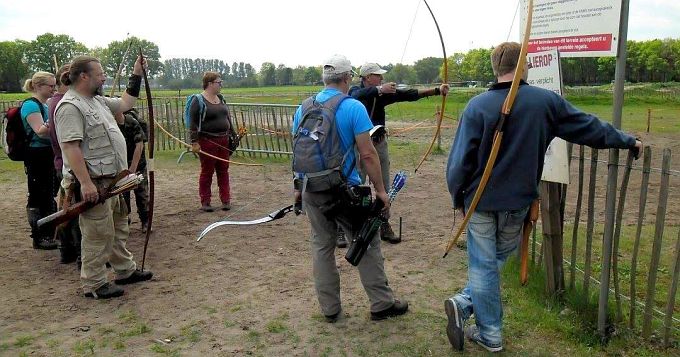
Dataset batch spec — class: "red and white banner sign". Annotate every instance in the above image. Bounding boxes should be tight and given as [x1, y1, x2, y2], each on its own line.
[521, 0, 622, 58]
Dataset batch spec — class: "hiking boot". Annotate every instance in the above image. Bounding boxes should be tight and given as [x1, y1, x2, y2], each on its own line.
[380, 222, 400, 244]
[84, 283, 124, 299]
[221, 202, 231, 211]
[336, 229, 347, 248]
[324, 310, 342, 323]
[464, 325, 503, 352]
[371, 299, 409, 321]
[114, 269, 153, 285]
[60, 251, 78, 264]
[445, 298, 465, 351]
[200, 204, 215, 212]
[33, 237, 58, 250]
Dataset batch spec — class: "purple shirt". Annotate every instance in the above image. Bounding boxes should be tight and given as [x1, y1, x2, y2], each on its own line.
[48, 92, 64, 172]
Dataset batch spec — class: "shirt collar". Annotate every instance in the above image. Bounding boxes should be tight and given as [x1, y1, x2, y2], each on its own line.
[488, 79, 528, 91]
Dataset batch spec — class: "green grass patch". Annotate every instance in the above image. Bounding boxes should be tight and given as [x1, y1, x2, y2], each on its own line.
[180, 324, 201, 343]
[150, 343, 180, 356]
[72, 338, 96, 356]
[117, 310, 139, 323]
[13, 335, 34, 348]
[119, 322, 151, 337]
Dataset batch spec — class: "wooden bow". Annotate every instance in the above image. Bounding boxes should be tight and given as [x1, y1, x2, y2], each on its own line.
[139, 47, 155, 271]
[414, 0, 448, 173]
[443, 0, 534, 258]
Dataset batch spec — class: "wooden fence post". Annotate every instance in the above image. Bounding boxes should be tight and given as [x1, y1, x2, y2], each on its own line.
[612, 150, 634, 322]
[584, 149, 599, 297]
[663, 227, 680, 347]
[630, 146, 652, 328]
[570, 145, 585, 290]
[540, 181, 565, 295]
[642, 148, 672, 339]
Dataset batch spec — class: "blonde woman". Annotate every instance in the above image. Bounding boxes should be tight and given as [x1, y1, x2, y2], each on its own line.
[22, 71, 58, 250]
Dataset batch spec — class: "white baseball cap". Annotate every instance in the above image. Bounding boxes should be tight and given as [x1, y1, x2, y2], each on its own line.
[359, 63, 388, 77]
[323, 54, 355, 75]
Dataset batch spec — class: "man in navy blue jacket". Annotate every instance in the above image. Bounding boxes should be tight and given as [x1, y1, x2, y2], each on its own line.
[444, 42, 642, 352]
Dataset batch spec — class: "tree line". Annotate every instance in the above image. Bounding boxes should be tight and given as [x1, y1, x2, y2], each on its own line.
[1, 33, 679, 92]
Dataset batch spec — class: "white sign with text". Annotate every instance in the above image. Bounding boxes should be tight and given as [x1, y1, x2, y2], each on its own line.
[527, 49, 570, 184]
[521, 0, 622, 57]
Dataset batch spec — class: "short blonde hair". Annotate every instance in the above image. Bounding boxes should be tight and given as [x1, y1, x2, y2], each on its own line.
[491, 42, 521, 77]
[202, 72, 221, 89]
[23, 71, 55, 92]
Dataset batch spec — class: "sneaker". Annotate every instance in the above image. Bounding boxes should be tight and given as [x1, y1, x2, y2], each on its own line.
[380, 222, 400, 244]
[324, 310, 341, 323]
[33, 237, 58, 250]
[221, 202, 231, 211]
[336, 229, 347, 248]
[445, 298, 465, 351]
[370, 299, 409, 321]
[114, 269, 153, 285]
[200, 204, 215, 212]
[464, 325, 503, 352]
[84, 283, 124, 299]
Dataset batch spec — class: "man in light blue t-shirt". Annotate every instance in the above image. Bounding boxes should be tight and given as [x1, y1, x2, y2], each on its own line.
[291, 55, 408, 322]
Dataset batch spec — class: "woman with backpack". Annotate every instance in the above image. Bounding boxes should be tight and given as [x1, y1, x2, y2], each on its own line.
[188, 72, 236, 212]
[22, 71, 58, 250]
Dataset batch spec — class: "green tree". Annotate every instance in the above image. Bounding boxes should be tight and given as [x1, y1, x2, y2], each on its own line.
[386, 64, 416, 84]
[0, 41, 29, 92]
[275, 64, 293, 85]
[414, 57, 443, 83]
[259, 62, 276, 86]
[304, 66, 321, 85]
[24, 33, 89, 73]
[459, 48, 493, 82]
[444, 53, 465, 82]
[292, 66, 306, 85]
[101, 36, 162, 79]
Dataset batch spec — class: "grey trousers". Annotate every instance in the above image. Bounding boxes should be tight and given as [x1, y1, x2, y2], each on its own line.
[359, 138, 391, 191]
[303, 189, 395, 316]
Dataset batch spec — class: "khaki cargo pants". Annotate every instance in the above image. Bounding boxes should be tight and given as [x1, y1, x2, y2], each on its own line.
[303, 189, 395, 316]
[79, 193, 136, 293]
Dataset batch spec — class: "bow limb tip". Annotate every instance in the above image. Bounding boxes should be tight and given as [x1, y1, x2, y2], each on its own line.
[442, 252, 449, 259]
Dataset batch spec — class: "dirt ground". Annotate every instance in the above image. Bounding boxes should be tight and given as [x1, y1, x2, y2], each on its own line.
[1, 123, 678, 356]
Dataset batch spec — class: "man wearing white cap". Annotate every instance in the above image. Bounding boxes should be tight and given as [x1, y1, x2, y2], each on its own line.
[348, 62, 449, 244]
[291, 55, 409, 322]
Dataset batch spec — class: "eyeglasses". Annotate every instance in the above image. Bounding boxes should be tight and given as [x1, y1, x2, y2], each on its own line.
[213, 80, 223, 85]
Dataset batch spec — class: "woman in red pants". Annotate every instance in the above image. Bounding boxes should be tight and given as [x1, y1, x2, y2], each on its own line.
[188, 72, 236, 212]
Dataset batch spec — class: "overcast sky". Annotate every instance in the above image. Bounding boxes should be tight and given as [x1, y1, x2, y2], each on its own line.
[1, 0, 678, 70]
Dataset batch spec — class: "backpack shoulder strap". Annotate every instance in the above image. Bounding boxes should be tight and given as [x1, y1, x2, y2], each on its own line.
[22, 97, 47, 141]
[319, 93, 350, 113]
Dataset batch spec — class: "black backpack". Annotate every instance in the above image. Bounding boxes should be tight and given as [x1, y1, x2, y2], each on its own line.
[3, 97, 45, 161]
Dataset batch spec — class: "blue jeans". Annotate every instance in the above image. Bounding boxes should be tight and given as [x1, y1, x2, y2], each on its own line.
[451, 207, 529, 345]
